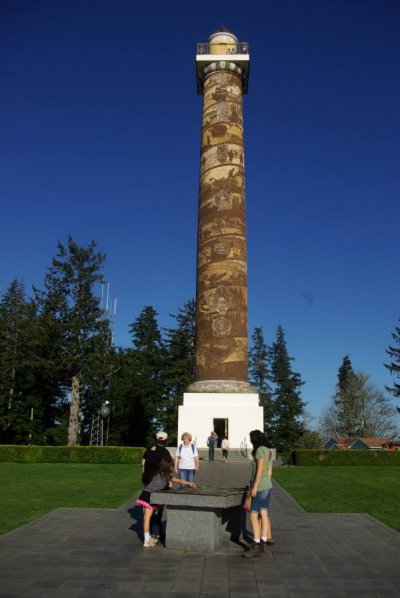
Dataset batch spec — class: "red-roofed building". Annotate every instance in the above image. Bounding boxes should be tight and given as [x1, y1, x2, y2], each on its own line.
[324, 437, 355, 450]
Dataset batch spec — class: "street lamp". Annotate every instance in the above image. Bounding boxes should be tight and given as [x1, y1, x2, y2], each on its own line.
[90, 400, 111, 446]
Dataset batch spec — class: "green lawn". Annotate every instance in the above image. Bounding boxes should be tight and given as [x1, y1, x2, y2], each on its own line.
[273, 466, 400, 532]
[2, 464, 399, 536]
[0, 463, 143, 535]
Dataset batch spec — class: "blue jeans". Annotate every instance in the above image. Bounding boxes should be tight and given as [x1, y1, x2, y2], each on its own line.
[178, 469, 195, 483]
[251, 488, 272, 513]
[208, 446, 215, 461]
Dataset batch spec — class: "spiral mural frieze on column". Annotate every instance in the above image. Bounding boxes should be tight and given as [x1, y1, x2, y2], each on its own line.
[194, 68, 249, 382]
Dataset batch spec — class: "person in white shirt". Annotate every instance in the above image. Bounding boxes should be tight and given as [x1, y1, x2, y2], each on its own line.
[221, 436, 230, 462]
[174, 432, 199, 483]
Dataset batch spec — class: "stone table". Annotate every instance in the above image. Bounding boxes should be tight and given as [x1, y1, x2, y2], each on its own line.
[151, 486, 246, 552]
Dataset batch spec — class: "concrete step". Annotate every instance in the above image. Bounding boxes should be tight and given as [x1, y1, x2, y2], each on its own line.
[197, 448, 250, 461]
[166, 447, 251, 461]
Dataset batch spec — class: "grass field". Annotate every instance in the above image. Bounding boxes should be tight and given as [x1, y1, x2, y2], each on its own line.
[0, 463, 143, 535]
[1, 464, 399, 536]
[273, 466, 400, 532]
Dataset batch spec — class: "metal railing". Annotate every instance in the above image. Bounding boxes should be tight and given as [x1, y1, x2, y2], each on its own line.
[197, 41, 249, 56]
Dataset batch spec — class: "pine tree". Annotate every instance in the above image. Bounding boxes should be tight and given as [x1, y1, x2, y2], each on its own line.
[333, 355, 358, 435]
[337, 354, 354, 395]
[248, 327, 274, 433]
[0, 281, 38, 443]
[385, 317, 400, 400]
[128, 305, 165, 446]
[79, 318, 116, 444]
[249, 327, 269, 392]
[267, 325, 306, 454]
[162, 299, 195, 443]
[35, 236, 109, 445]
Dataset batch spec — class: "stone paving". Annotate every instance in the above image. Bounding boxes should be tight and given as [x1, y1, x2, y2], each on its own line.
[0, 459, 399, 597]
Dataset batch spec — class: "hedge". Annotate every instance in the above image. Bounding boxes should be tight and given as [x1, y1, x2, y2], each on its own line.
[0, 445, 145, 464]
[291, 449, 400, 466]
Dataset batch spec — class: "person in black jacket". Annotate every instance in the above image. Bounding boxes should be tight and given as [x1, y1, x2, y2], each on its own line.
[142, 431, 173, 484]
[140, 431, 173, 542]
[137, 458, 196, 547]
[207, 431, 217, 461]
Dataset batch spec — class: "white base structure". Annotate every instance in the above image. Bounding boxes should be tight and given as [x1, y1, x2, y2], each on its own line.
[178, 393, 263, 449]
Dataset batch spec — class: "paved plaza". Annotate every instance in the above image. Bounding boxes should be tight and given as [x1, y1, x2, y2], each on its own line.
[0, 460, 399, 597]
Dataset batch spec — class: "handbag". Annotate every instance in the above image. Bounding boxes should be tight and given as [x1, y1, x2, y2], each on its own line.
[243, 485, 252, 512]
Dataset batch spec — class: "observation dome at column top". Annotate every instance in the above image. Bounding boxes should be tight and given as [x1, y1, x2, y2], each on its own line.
[195, 29, 250, 95]
[208, 29, 238, 55]
[208, 29, 238, 43]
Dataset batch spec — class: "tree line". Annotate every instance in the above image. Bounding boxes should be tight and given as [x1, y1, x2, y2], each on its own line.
[1, 236, 399, 450]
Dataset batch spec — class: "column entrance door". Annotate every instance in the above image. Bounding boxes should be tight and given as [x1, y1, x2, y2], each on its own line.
[213, 418, 228, 448]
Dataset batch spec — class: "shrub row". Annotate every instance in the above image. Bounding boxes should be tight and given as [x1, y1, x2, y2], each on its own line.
[0, 445, 145, 464]
[291, 449, 400, 466]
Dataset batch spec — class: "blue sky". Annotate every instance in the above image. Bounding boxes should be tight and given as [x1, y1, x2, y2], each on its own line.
[1, 0, 399, 422]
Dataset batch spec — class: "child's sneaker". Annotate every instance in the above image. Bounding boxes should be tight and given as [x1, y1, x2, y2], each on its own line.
[143, 537, 158, 547]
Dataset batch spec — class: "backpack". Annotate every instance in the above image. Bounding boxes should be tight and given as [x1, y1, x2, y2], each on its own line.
[178, 442, 195, 456]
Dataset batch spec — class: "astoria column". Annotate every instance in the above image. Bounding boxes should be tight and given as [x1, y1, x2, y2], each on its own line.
[189, 29, 254, 394]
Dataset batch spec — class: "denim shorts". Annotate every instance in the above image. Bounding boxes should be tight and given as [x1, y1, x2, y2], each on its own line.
[251, 488, 272, 513]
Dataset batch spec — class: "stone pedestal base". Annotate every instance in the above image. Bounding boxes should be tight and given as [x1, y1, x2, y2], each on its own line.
[178, 392, 263, 449]
[165, 506, 241, 552]
[151, 487, 245, 552]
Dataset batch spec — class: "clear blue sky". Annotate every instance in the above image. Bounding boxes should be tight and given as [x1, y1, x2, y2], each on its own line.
[1, 0, 399, 422]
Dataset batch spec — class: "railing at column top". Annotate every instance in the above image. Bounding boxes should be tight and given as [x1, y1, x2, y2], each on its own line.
[197, 42, 249, 55]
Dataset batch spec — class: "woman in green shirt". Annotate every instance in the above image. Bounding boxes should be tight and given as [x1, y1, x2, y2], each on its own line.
[243, 430, 273, 558]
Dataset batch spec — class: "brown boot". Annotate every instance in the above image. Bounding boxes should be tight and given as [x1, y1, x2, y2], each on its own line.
[260, 540, 268, 554]
[242, 541, 262, 558]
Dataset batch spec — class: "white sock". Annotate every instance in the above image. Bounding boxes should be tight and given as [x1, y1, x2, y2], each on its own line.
[261, 536, 267, 542]
[254, 538, 260, 543]
[144, 532, 150, 542]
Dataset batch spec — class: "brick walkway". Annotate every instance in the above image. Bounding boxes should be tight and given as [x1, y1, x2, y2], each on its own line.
[0, 460, 399, 597]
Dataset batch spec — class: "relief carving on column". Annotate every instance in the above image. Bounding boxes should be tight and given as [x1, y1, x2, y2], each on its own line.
[211, 316, 232, 337]
[195, 69, 249, 383]
[207, 285, 237, 313]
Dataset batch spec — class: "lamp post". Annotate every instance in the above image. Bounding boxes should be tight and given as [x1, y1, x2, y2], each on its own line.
[101, 403, 110, 446]
[90, 400, 110, 446]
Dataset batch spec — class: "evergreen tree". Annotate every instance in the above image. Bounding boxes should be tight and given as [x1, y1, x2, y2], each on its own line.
[162, 299, 195, 443]
[35, 236, 110, 445]
[336, 354, 354, 395]
[248, 327, 274, 433]
[32, 300, 70, 445]
[333, 355, 358, 434]
[130, 306, 165, 443]
[79, 319, 116, 444]
[385, 317, 400, 400]
[109, 306, 165, 446]
[267, 325, 306, 454]
[0, 281, 38, 443]
[104, 347, 142, 446]
[249, 327, 270, 392]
